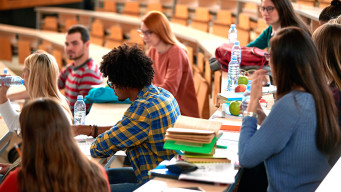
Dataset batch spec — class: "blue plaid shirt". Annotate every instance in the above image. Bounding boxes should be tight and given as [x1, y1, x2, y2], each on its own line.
[90, 85, 180, 183]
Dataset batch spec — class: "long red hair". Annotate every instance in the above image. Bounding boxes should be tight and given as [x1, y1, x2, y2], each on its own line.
[142, 11, 187, 52]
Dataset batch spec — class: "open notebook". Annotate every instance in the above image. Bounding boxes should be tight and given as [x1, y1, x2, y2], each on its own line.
[74, 135, 95, 156]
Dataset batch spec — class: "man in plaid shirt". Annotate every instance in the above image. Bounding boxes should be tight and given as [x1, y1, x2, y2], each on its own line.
[90, 44, 180, 192]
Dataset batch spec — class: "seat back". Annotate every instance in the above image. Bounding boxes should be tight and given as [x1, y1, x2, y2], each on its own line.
[42, 16, 58, 32]
[122, 2, 140, 17]
[17, 40, 31, 64]
[0, 37, 12, 61]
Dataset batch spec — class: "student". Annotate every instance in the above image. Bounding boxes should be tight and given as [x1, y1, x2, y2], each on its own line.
[58, 24, 103, 113]
[0, 50, 72, 132]
[9, 25, 103, 114]
[247, 0, 310, 49]
[140, 11, 199, 118]
[313, 24, 341, 159]
[319, 0, 341, 25]
[84, 44, 180, 192]
[0, 98, 109, 192]
[239, 27, 340, 191]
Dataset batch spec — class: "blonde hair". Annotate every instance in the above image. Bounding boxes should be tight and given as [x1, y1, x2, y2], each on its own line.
[24, 50, 72, 117]
[328, 15, 341, 24]
[142, 11, 187, 52]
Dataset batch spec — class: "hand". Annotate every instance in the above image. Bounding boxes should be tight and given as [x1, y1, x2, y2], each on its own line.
[0, 81, 9, 104]
[247, 69, 268, 112]
[71, 125, 92, 136]
[256, 103, 267, 125]
[0, 163, 11, 174]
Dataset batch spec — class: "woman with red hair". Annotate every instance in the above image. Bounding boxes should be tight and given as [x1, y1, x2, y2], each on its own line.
[140, 11, 199, 118]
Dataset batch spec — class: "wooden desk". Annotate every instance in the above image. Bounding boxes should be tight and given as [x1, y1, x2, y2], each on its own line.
[316, 156, 341, 192]
[86, 103, 131, 126]
[0, 23, 110, 65]
[135, 177, 230, 192]
[34, 7, 228, 58]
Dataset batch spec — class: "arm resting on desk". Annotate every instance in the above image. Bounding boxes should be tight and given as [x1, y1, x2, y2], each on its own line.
[90, 114, 151, 158]
[71, 125, 112, 137]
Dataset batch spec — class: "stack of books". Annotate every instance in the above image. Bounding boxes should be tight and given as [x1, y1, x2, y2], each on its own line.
[163, 116, 222, 154]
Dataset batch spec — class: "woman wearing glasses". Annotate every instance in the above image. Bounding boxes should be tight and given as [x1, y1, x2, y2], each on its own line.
[140, 11, 199, 118]
[247, 0, 310, 49]
[239, 27, 340, 191]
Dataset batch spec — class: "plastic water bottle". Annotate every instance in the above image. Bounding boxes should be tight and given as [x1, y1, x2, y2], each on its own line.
[227, 55, 240, 91]
[232, 41, 242, 65]
[74, 95, 86, 125]
[228, 24, 237, 45]
[0, 76, 24, 87]
[241, 81, 252, 114]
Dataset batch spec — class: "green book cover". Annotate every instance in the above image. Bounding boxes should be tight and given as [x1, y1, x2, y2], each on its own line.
[163, 137, 217, 154]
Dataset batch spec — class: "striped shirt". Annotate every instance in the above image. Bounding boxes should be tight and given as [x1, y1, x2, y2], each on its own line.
[58, 58, 102, 113]
[90, 85, 180, 183]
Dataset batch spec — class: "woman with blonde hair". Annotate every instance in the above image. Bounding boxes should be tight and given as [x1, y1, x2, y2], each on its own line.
[0, 98, 109, 192]
[0, 50, 72, 132]
[140, 11, 199, 118]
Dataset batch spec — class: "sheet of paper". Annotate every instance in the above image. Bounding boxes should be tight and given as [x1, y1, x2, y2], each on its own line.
[179, 163, 238, 184]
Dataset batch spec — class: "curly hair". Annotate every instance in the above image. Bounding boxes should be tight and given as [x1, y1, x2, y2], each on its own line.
[100, 44, 154, 89]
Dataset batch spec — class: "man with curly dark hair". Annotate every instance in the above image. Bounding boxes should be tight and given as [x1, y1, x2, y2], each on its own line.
[90, 44, 180, 192]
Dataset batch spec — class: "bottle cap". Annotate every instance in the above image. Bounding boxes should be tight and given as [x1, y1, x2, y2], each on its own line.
[234, 41, 240, 46]
[231, 55, 237, 60]
[3, 68, 8, 75]
[77, 95, 83, 100]
[231, 24, 236, 28]
[20, 79, 24, 85]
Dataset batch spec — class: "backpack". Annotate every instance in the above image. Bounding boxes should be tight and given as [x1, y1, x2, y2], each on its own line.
[215, 43, 268, 72]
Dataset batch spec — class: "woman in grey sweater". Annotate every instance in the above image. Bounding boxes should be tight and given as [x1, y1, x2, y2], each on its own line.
[239, 27, 341, 192]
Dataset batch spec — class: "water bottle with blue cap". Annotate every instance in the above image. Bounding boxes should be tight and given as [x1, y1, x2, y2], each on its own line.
[227, 55, 240, 91]
[74, 95, 86, 125]
[0, 76, 24, 87]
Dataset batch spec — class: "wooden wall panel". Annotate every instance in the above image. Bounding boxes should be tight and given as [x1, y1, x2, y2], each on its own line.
[0, 0, 82, 10]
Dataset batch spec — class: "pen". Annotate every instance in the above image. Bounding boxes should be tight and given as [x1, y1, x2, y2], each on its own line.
[216, 145, 227, 149]
[15, 143, 22, 158]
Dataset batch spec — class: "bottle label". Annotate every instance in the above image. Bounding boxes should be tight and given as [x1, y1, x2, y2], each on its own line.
[74, 111, 86, 125]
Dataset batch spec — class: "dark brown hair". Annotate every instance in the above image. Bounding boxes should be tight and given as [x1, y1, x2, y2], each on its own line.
[268, 0, 311, 35]
[319, 0, 341, 23]
[270, 27, 340, 154]
[18, 98, 108, 192]
[67, 24, 90, 43]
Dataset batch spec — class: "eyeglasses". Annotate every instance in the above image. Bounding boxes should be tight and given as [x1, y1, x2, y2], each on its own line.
[264, 53, 271, 61]
[107, 80, 113, 88]
[137, 29, 153, 37]
[259, 6, 275, 13]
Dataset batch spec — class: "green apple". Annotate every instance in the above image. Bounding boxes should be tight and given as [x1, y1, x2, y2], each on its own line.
[238, 76, 249, 85]
[229, 101, 241, 116]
